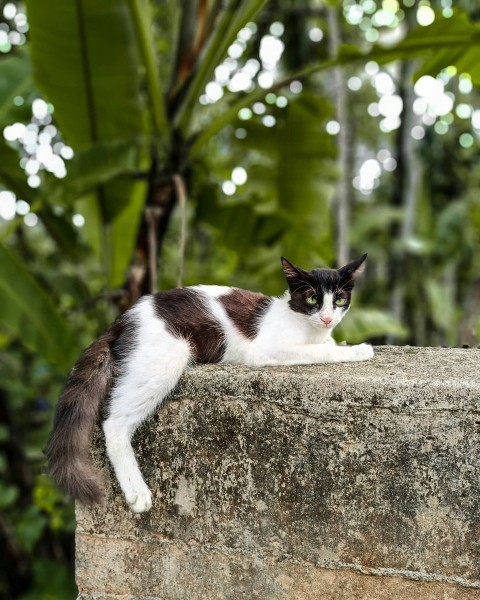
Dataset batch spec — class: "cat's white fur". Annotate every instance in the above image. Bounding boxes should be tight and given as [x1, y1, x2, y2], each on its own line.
[103, 287, 373, 513]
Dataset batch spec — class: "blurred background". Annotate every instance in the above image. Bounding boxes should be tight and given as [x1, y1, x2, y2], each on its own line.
[0, 0, 479, 598]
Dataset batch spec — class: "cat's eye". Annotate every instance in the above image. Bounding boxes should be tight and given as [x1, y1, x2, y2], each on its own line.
[335, 297, 347, 307]
[306, 296, 317, 305]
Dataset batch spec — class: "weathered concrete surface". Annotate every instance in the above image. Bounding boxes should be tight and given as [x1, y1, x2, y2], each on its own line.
[76, 346, 480, 599]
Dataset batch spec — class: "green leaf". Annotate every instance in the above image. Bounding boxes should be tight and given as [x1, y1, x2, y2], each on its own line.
[106, 178, 148, 287]
[241, 94, 335, 257]
[16, 506, 48, 553]
[190, 87, 270, 154]
[37, 209, 81, 258]
[45, 137, 146, 216]
[392, 11, 480, 83]
[25, 0, 150, 149]
[274, 95, 336, 222]
[25, 0, 152, 286]
[338, 308, 408, 344]
[175, 0, 267, 134]
[193, 10, 480, 151]
[350, 207, 404, 242]
[127, 0, 169, 141]
[424, 278, 455, 332]
[0, 483, 18, 508]
[0, 243, 77, 369]
[19, 559, 77, 600]
[0, 142, 31, 200]
[334, 10, 480, 75]
[356, 10, 480, 82]
[0, 52, 33, 127]
[0, 53, 35, 199]
[74, 177, 148, 287]
[194, 94, 336, 275]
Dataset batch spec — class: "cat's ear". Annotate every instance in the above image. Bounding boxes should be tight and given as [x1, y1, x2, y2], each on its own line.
[338, 253, 367, 288]
[281, 257, 304, 283]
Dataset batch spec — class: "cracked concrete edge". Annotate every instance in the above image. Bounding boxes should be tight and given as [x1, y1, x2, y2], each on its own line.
[76, 530, 480, 589]
[75, 536, 480, 600]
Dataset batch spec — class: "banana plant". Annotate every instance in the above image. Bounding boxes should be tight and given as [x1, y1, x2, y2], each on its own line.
[24, 2, 480, 301]
[2, 2, 480, 366]
[24, 0, 269, 303]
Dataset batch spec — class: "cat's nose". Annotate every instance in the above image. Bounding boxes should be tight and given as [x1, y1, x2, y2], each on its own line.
[321, 315, 333, 325]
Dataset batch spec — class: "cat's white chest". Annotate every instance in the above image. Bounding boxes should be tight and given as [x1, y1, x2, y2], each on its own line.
[247, 298, 333, 358]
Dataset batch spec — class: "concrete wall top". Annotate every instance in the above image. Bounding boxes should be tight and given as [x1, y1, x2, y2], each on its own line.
[77, 347, 480, 600]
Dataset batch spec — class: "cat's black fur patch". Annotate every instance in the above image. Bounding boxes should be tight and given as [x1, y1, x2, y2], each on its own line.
[153, 289, 226, 363]
[286, 268, 347, 316]
[281, 255, 366, 316]
[219, 288, 273, 339]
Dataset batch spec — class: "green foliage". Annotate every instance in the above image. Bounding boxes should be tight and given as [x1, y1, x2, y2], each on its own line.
[0, 482, 18, 508]
[195, 94, 336, 266]
[335, 9, 480, 80]
[19, 559, 77, 600]
[0, 54, 34, 198]
[174, 0, 268, 134]
[25, 0, 151, 286]
[2, 2, 480, 599]
[0, 54, 31, 123]
[25, 0, 149, 149]
[0, 243, 77, 369]
[402, 11, 480, 84]
[0, 343, 76, 600]
[337, 308, 408, 344]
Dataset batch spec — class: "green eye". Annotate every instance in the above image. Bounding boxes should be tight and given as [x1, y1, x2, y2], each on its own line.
[306, 296, 317, 305]
[335, 297, 347, 307]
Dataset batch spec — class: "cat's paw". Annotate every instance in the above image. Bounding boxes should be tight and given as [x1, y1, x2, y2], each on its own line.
[125, 485, 153, 513]
[352, 343, 374, 361]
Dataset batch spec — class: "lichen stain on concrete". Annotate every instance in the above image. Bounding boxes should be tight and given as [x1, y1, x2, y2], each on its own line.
[160, 552, 180, 586]
[173, 475, 197, 516]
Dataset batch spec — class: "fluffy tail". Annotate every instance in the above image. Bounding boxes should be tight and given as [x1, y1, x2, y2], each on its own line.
[46, 325, 119, 505]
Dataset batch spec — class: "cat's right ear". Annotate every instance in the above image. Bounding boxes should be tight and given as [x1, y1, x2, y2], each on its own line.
[337, 253, 368, 288]
[281, 257, 303, 283]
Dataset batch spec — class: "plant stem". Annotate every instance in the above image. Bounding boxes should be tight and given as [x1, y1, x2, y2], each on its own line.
[128, 0, 170, 141]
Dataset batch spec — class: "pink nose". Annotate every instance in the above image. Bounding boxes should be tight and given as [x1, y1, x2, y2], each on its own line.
[321, 316, 333, 325]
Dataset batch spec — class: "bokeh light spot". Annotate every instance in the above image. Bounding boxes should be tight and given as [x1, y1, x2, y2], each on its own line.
[459, 133, 474, 148]
[417, 5, 435, 26]
[231, 167, 247, 185]
[326, 120, 340, 135]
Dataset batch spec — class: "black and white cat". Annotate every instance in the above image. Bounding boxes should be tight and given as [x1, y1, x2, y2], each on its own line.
[47, 255, 373, 513]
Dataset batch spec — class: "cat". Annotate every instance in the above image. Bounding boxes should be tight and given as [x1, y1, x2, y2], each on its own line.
[46, 254, 374, 514]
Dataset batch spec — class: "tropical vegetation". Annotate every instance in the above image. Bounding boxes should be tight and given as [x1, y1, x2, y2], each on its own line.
[1, 0, 479, 597]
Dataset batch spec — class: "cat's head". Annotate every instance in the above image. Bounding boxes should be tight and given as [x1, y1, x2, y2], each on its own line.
[281, 254, 367, 330]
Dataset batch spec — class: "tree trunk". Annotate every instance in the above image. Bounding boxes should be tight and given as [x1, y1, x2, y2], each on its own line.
[458, 278, 480, 347]
[123, 169, 177, 309]
[388, 1, 419, 343]
[327, 5, 353, 267]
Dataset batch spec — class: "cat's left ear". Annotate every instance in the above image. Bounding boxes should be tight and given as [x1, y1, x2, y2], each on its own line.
[281, 257, 304, 283]
[337, 253, 368, 288]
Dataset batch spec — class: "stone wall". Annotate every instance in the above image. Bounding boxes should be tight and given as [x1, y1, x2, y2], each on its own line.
[76, 347, 480, 599]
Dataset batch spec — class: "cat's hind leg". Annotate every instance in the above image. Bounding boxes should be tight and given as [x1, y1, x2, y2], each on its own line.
[103, 299, 191, 513]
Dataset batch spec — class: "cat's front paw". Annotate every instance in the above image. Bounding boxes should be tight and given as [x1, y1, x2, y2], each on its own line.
[125, 485, 153, 513]
[352, 343, 374, 361]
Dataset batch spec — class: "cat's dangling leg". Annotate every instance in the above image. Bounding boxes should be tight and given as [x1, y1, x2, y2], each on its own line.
[103, 299, 191, 513]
